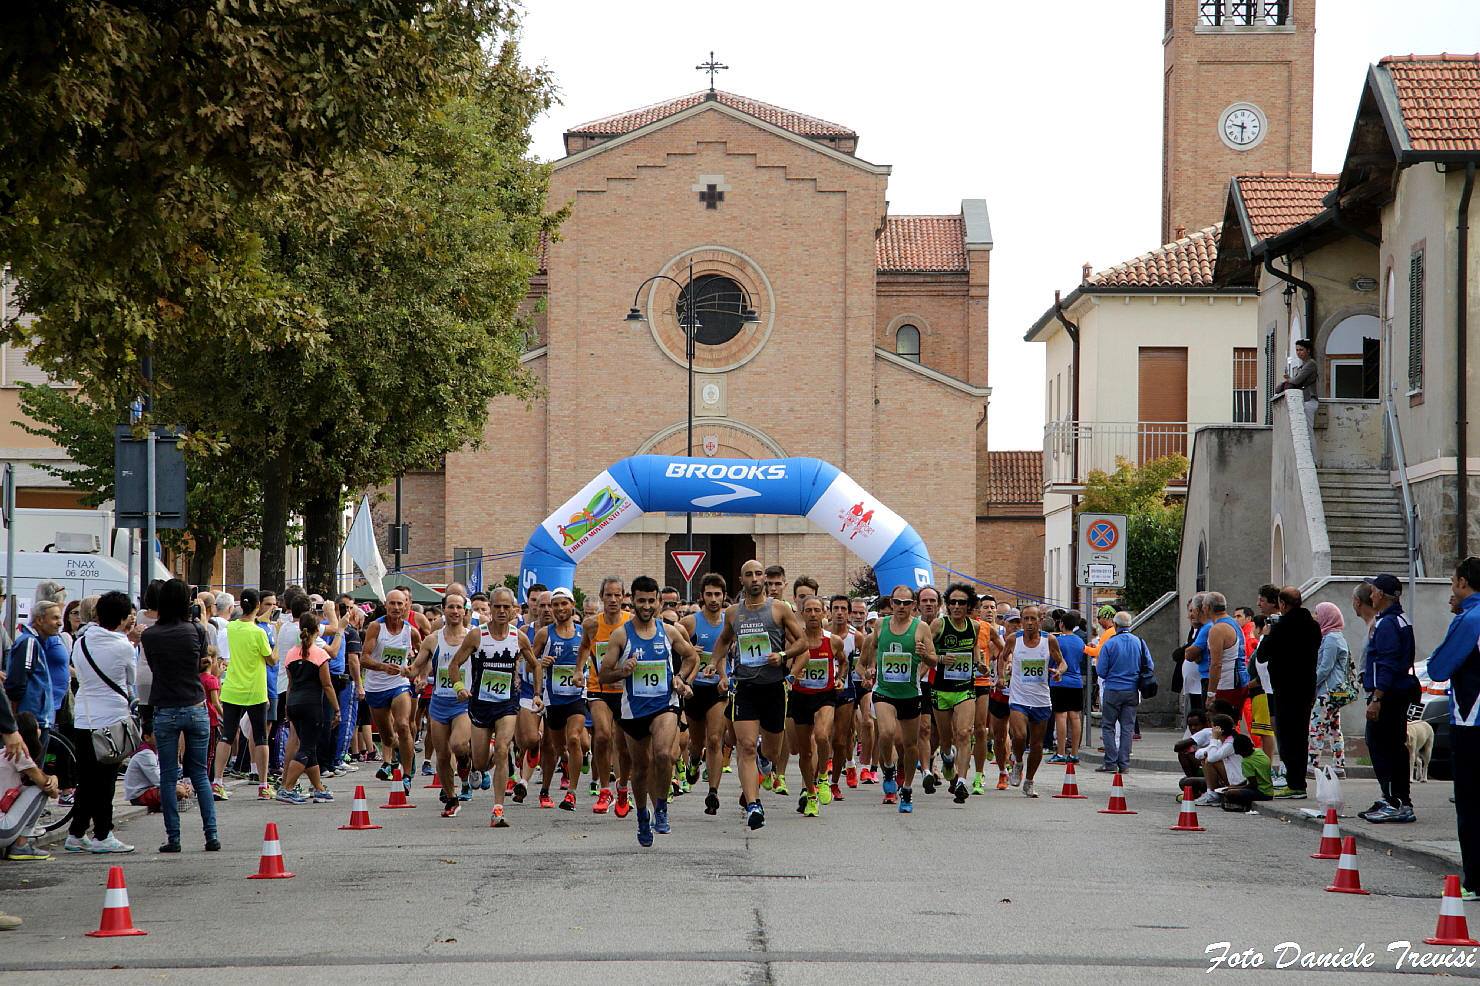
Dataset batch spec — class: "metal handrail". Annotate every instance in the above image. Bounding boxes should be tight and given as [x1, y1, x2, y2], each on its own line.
[1384, 394, 1425, 583]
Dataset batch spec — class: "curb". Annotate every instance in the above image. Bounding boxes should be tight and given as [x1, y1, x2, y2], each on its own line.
[1253, 798, 1463, 875]
[35, 777, 253, 850]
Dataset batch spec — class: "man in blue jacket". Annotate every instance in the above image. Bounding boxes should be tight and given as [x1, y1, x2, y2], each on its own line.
[1358, 574, 1420, 824]
[3, 600, 61, 750]
[1426, 557, 1480, 901]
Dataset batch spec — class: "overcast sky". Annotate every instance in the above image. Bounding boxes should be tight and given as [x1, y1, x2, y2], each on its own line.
[517, 1, 1477, 448]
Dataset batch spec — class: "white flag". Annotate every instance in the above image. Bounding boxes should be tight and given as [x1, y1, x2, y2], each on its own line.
[345, 495, 387, 600]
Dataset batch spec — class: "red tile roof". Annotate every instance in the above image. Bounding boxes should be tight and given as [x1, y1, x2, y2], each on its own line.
[876, 215, 966, 273]
[1085, 224, 1221, 289]
[567, 89, 856, 140]
[1380, 54, 1480, 153]
[1233, 173, 1338, 243]
[986, 451, 1043, 503]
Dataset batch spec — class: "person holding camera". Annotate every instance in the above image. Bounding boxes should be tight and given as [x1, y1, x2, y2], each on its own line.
[64, 591, 138, 854]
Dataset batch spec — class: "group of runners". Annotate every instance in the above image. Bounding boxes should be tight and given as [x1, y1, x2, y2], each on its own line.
[348, 560, 1067, 846]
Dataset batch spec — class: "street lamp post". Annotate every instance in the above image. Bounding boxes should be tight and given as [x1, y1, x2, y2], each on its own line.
[625, 259, 759, 598]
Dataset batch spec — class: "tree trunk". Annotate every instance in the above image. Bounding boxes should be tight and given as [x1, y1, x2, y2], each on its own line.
[259, 449, 291, 592]
[187, 534, 218, 590]
[303, 490, 342, 597]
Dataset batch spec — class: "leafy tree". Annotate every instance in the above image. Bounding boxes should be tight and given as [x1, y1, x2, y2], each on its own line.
[2, 1, 513, 385]
[1079, 455, 1187, 612]
[17, 384, 263, 586]
[848, 566, 878, 600]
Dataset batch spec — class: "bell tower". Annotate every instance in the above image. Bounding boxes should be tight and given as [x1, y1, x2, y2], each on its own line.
[1162, 0, 1315, 243]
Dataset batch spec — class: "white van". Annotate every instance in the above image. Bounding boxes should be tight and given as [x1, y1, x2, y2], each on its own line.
[3, 551, 137, 622]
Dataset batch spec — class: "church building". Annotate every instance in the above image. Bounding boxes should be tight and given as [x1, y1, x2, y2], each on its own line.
[381, 81, 1041, 596]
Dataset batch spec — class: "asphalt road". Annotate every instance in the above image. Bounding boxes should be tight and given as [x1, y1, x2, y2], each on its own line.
[3, 763, 1476, 984]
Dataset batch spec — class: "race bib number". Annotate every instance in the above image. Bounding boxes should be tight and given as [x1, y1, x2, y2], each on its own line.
[738, 631, 770, 668]
[632, 660, 668, 698]
[551, 664, 582, 696]
[800, 657, 830, 688]
[479, 669, 512, 702]
[881, 648, 913, 684]
[1019, 658, 1047, 680]
[694, 657, 721, 684]
[435, 665, 458, 691]
[382, 646, 408, 668]
[944, 650, 973, 682]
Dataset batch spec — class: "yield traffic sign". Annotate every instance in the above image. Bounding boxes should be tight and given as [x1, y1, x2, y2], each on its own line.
[671, 550, 706, 583]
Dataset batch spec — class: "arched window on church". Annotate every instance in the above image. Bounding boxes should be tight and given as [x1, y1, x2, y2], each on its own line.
[895, 324, 921, 364]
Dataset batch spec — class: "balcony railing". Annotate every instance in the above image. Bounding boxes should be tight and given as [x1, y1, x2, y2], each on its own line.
[1042, 420, 1212, 489]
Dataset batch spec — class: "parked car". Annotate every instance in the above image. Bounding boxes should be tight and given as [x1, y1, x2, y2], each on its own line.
[1411, 657, 1451, 777]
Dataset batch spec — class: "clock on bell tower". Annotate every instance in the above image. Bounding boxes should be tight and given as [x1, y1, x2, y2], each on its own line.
[1161, 0, 1315, 243]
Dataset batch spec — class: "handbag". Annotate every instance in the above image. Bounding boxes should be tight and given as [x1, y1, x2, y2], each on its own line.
[79, 635, 143, 766]
[1136, 640, 1159, 699]
[1326, 651, 1359, 708]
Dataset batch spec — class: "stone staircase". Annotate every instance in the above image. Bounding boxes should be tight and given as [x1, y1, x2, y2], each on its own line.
[1317, 467, 1411, 575]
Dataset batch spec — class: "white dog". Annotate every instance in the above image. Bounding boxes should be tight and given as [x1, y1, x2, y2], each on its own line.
[1407, 719, 1435, 783]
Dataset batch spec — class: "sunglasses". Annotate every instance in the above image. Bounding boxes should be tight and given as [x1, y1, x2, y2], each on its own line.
[947, 599, 970, 606]
[891, 598, 914, 605]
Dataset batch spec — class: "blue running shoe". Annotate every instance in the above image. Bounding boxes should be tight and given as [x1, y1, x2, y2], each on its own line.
[654, 800, 671, 834]
[480, 771, 492, 791]
[899, 798, 914, 813]
[758, 751, 774, 777]
[882, 776, 898, 796]
[637, 808, 654, 847]
[746, 801, 765, 830]
[421, 760, 435, 776]
[459, 782, 472, 802]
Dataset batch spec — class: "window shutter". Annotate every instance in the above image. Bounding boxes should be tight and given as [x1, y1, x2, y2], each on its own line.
[1408, 252, 1424, 392]
[2, 343, 53, 387]
[1263, 327, 1276, 424]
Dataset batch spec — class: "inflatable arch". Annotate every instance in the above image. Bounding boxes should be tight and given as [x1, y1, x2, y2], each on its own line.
[519, 456, 933, 599]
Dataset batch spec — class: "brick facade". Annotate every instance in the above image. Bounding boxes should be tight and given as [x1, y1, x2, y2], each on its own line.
[1162, 0, 1315, 243]
[386, 92, 1044, 600]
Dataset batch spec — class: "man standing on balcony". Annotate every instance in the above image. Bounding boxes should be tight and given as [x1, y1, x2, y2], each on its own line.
[1275, 338, 1319, 433]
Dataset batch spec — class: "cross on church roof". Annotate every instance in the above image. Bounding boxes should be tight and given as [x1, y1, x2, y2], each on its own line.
[696, 51, 728, 92]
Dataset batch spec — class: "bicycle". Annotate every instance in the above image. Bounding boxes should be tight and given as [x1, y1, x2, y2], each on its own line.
[37, 729, 78, 834]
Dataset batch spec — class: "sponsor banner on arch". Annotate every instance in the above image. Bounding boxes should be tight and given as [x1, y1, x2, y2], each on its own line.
[539, 468, 643, 564]
[803, 471, 908, 567]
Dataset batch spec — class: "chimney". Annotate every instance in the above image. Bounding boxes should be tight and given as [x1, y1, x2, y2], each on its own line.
[1081, 262, 1092, 283]
[1173, 224, 1187, 240]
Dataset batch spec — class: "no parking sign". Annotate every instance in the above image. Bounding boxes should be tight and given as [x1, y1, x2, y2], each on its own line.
[1078, 513, 1127, 589]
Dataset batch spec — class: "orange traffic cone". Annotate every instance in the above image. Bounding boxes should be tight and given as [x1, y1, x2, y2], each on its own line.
[1424, 875, 1479, 946]
[339, 785, 383, 830]
[1170, 785, 1206, 832]
[1052, 762, 1087, 799]
[1311, 808, 1343, 860]
[390, 766, 404, 783]
[1325, 836, 1370, 895]
[1097, 771, 1136, 814]
[86, 865, 147, 937]
[247, 822, 295, 880]
[381, 781, 415, 810]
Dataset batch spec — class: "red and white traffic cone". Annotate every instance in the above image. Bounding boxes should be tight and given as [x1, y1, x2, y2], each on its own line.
[86, 865, 147, 937]
[390, 766, 404, 783]
[1052, 762, 1087, 800]
[1310, 807, 1343, 860]
[1097, 771, 1136, 814]
[1424, 875, 1479, 946]
[247, 822, 295, 880]
[338, 785, 383, 830]
[1170, 785, 1206, 832]
[1325, 836, 1370, 895]
[381, 783, 415, 810]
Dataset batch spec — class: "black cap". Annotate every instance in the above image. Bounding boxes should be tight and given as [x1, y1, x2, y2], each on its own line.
[1364, 573, 1402, 595]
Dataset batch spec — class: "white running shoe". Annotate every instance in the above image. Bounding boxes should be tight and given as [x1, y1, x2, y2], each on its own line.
[88, 834, 136, 854]
[1009, 763, 1023, 787]
[63, 835, 93, 853]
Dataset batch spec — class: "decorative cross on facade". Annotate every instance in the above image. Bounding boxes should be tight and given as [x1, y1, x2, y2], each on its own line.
[692, 174, 730, 211]
[699, 184, 723, 209]
[696, 51, 728, 91]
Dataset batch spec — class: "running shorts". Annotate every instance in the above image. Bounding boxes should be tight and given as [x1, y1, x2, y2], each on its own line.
[366, 683, 412, 710]
[873, 693, 921, 720]
[1009, 702, 1053, 724]
[974, 685, 993, 699]
[545, 700, 587, 732]
[686, 682, 726, 723]
[592, 692, 622, 718]
[731, 680, 787, 734]
[1049, 687, 1082, 714]
[519, 696, 540, 713]
[933, 688, 972, 712]
[787, 689, 834, 726]
[468, 697, 519, 730]
[220, 700, 267, 747]
[427, 694, 469, 726]
[619, 708, 675, 741]
[1250, 693, 1273, 737]
[988, 697, 1011, 719]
